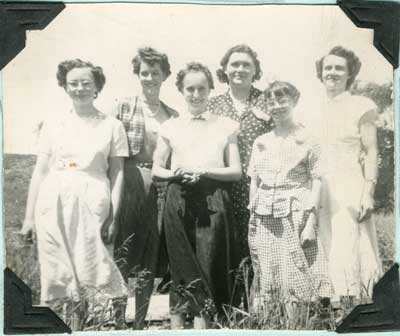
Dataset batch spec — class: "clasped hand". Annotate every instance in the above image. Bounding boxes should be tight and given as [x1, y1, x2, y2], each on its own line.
[174, 167, 203, 185]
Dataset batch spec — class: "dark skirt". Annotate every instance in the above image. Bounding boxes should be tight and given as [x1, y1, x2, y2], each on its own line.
[114, 160, 168, 281]
[230, 176, 251, 261]
[163, 179, 235, 316]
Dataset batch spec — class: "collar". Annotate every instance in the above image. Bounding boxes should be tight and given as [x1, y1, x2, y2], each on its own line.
[325, 90, 351, 104]
[228, 88, 251, 105]
[186, 110, 212, 122]
[137, 95, 179, 118]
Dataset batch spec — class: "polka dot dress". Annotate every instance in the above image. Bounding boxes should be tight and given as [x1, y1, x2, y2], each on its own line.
[208, 87, 273, 260]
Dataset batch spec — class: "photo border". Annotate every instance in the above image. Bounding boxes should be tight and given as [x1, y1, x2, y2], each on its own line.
[1, 0, 399, 334]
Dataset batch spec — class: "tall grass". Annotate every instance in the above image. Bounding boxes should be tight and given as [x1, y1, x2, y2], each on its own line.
[214, 258, 337, 330]
[3, 154, 397, 330]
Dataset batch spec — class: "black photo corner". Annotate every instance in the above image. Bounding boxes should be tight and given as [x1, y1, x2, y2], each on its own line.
[1, 0, 399, 333]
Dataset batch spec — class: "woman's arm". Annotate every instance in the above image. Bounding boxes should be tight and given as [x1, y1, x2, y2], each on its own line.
[300, 177, 322, 247]
[301, 140, 323, 246]
[201, 134, 242, 181]
[183, 134, 242, 182]
[21, 154, 50, 240]
[358, 116, 378, 221]
[109, 156, 125, 219]
[102, 156, 124, 244]
[152, 135, 177, 181]
[249, 175, 260, 205]
[306, 178, 323, 213]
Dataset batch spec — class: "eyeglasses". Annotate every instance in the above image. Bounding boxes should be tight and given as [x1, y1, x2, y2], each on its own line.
[265, 89, 292, 105]
[67, 81, 95, 89]
[266, 96, 291, 106]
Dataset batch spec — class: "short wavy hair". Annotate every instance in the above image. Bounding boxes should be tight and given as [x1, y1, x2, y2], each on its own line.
[265, 80, 301, 106]
[176, 62, 215, 93]
[316, 46, 362, 90]
[216, 44, 262, 84]
[132, 47, 171, 78]
[57, 59, 106, 92]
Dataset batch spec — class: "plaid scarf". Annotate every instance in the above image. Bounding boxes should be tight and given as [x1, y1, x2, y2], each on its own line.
[116, 96, 178, 157]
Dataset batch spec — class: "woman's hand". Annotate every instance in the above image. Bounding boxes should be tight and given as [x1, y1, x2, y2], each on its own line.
[101, 215, 118, 245]
[174, 167, 201, 185]
[300, 213, 317, 248]
[182, 173, 200, 185]
[358, 192, 374, 222]
[20, 219, 36, 243]
[174, 166, 202, 176]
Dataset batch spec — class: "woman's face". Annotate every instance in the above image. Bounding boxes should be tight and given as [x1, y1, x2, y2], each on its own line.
[65, 67, 97, 106]
[322, 54, 350, 93]
[182, 71, 210, 115]
[225, 52, 256, 88]
[138, 61, 165, 97]
[266, 90, 295, 123]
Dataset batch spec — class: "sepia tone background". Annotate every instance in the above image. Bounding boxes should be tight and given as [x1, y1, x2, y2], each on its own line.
[2, 3, 395, 330]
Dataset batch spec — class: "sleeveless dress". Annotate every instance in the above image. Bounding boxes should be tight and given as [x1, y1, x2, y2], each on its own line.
[35, 111, 128, 304]
[320, 92, 383, 300]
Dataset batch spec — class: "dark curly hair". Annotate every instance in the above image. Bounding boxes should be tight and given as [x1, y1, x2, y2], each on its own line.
[56, 59, 106, 92]
[132, 47, 171, 78]
[176, 62, 214, 93]
[316, 46, 362, 90]
[216, 44, 262, 84]
[265, 81, 301, 106]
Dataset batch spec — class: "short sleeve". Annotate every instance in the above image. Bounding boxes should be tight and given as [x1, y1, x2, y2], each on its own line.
[307, 138, 323, 179]
[357, 96, 378, 126]
[110, 119, 129, 157]
[223, 118, 240, 144]
[113, 99, 123, 119]
[36, 121, 53, 156]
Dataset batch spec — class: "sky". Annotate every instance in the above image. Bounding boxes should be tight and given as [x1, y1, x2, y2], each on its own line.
[2, 3, 393, 154]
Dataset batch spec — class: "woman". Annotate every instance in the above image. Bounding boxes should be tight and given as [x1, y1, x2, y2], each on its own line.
[208, 44, 273, 261]
[152, 62, 242, 329]
[248, 81, 332, 312]
[20, 59, 128, 330]
[113, 47, 178, 329]
[316, 46, 382, 302]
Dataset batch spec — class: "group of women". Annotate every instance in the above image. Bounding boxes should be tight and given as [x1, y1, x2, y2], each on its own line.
[20, 44, 383, 330]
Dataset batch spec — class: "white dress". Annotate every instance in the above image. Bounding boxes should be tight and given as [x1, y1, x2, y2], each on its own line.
[318, 92, 382, 300]
[35, 110, 129, 303]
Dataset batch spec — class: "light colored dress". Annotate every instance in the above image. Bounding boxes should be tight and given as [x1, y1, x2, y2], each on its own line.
[247, 125, 332, 302]
[35, 110, 129, 304]
[320, 91, 383, 300]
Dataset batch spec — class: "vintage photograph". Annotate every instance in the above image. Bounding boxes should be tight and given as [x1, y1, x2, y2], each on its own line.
[2, 3, 395, 331]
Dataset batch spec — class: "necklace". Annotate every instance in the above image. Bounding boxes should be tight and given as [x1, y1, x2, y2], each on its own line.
[141, 98, 161, 117]
[229, 90, 249, 116]
[70, 108, 101, 121]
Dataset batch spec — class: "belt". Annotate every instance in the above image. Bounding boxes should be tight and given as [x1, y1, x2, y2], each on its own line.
[125, 158, 153, 169]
